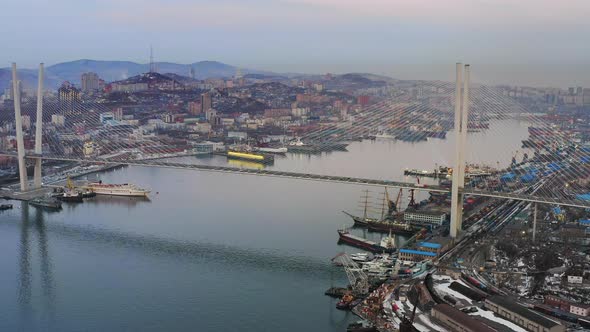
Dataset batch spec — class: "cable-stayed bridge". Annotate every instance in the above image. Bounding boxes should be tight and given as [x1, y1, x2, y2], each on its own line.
[3, 62, 590, 237]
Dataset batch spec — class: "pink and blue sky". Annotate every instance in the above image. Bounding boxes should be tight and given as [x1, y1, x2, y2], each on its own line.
[2, 0, 590, 86]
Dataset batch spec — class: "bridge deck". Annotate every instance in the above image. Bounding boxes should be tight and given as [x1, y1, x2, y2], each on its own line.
[2, 153, 590, 209]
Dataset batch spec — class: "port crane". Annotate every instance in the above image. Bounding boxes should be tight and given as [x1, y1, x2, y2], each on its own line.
[332, 253, 369, 295]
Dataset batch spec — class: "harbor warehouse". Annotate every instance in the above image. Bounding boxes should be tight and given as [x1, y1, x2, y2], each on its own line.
[484, 296, 565, 332]
[431, 304, 495, 332]
[398, 249, 437, 261]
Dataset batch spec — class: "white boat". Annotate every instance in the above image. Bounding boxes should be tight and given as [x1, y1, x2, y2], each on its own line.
[256, 147, 288, 154]
[375, 132, 395, 140]
[84, 181, 150, 197]
[350, 253, 371, 262]
[380, 231, 396, 250]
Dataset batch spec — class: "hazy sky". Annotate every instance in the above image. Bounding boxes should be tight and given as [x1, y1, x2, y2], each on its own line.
[2, 0, 590, 86]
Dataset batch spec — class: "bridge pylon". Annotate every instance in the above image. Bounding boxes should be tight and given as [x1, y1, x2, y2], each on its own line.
[450, 63, 470, 238]
[33, 63, 44, 189]
[12, 63, 28, 192]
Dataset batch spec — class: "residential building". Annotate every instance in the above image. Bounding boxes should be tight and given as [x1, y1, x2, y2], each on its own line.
[544, 295, 571, 312]
[570, 304, 590, 317]
[51, 114, 65, 126]
[21, 115, 31, 131]
[58, 81, 81, 114]
[201, 92, 212, 113]
[188, 101, 201, 115]
[81, 72, 100, 92]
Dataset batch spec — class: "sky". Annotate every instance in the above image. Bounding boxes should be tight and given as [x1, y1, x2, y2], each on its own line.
[2, 0, 590, 86]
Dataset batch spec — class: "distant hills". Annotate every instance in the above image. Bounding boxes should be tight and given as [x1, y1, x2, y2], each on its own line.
[0, 59, 272, 91]
[0, 59, 396, 93]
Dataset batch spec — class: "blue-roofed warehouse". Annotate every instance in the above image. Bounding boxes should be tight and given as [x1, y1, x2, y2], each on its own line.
[399, 249, 437, 261]
[520, 173, 536, 183]
[417, 241, 443, 255]
[501, 173, 515, 182]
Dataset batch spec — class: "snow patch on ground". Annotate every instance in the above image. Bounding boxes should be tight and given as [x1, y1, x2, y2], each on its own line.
[470, 308, 528, 332]
[433, 279, 474, 305]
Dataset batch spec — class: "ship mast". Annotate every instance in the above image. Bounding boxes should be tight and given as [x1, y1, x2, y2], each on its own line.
[360, 189, 371, 220]
[380, 187, 388, 220]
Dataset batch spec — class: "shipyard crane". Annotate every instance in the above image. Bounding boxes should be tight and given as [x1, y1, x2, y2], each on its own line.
[393, 188, 403, 213]
[408, 178, 419, 208]
[332, 253, 369, 295]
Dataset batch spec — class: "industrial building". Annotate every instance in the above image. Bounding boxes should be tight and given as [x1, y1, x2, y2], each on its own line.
[484, 296, 565, 332]
[404, 209, 447, 226]
[398, 249, 437, 261]
[431, 304, 495, 332]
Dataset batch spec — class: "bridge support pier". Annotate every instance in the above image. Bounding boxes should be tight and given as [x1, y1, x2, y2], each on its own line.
[532, 203, 537, 243]
[12, 63, 28, 192]
[33, 63, 44, 189]
[450, 63, 470, 238]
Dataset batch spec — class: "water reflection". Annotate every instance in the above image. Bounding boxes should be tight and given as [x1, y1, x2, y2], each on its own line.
[75, 195, 151, 208]
[18, 203, 32, 331]
[18, 203, 55, 331]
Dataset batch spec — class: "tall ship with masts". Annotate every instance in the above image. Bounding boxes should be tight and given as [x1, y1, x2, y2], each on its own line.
[344, 188, 419, 236]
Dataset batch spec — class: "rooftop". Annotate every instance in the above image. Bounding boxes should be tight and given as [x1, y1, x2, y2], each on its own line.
[404, 209, 447, 216]
[418, 241, 442, 249]
[399, 249, 437, 257]
[432, 304, 495, 332]
[486, 296, 561, 329]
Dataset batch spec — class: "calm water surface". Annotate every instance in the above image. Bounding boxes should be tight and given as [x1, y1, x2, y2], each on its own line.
[0, 119, 529, 331]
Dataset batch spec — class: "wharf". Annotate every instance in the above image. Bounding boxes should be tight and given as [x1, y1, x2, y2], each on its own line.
[404, 168, 449, 179]
[0, 163, 125, 202]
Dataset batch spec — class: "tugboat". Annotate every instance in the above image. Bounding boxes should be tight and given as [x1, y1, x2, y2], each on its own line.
[81, 190, 96, 198]
[347, 321, 377, 332]
[336, 293, 355, 310]
[0, 204, 13, 210]
[57, 178, 84, 202]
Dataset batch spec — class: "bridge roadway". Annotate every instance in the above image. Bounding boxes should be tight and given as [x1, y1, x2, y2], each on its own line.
[3, 152, 590, 209]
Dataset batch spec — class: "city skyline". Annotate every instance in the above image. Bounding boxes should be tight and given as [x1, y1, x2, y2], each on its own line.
[2, 0, 590, 86]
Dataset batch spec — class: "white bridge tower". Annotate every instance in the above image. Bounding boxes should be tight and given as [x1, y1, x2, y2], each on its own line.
[450, 63, 471, 238]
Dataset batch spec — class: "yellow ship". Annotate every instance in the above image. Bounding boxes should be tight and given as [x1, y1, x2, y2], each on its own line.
[227, 150, 274, 164]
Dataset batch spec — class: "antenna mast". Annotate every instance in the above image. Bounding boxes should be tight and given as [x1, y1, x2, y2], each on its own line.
[149, 45, 156, 73]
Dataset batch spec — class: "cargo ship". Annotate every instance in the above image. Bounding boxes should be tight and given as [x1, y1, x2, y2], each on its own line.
[337, 229, 395, 254]
[84, 181, 150, 197]
[227, 150, 274, 164]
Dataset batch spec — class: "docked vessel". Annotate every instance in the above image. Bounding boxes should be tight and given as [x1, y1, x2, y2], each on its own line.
[227, 150, 274, 164]
[374, 132, 396, 140]
[255, 146, 287, 154]
[287, 138, 347, 153]
[84, 181, 150, 197]
[345, 188, 419, 236]
[380, 231, 396, 251]
[366, 221, 417, 236]
[29, 197, 62, 210]
[57, 190, 84, 202]
[337, 229, 394, 254]
[0, 204, 13, 210]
